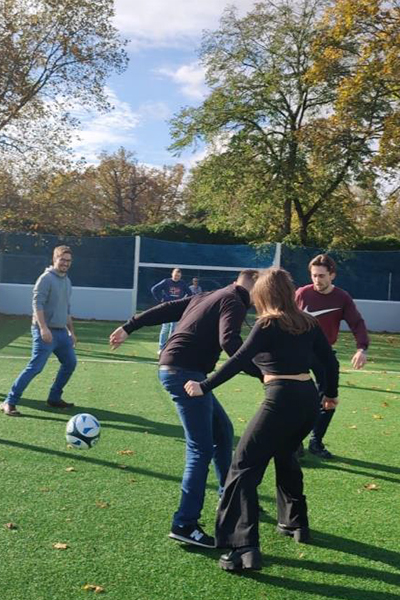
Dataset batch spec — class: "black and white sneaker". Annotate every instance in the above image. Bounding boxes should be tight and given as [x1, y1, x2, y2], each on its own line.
[168, 524, 215, 548]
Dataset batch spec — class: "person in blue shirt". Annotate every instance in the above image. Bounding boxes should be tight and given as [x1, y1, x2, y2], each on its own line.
[151, 268, 192, 354]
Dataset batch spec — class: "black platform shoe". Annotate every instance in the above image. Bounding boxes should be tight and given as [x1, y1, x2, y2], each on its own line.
[219, 546, 262, 571]
[276, 523, 310, 543]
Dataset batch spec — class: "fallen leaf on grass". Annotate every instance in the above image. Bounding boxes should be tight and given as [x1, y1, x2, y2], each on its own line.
[95, 501, 110, 509]
[234, 389, 242, 392]
[40, 487, 51, 492]
[237, 418, 246, 422]
[382, 402, 389, 407]
[349, 425, 357, 429]
[4, 522, 17, 530]
[117, 464, 127, 469]
[52, 542, 69, 550]
[117, 450, 135, 456]
[372, 414, 383, 419]
[364, 483, 379, 491]
[82, 584, 105, 593]
[129, 478, 137, 484]
[65, 467, 76, 472]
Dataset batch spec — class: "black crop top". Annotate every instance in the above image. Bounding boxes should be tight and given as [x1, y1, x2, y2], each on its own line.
[200, 319, 339, 397]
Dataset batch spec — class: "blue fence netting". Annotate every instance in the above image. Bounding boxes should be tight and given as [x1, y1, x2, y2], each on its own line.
[0, 232, 398, 302]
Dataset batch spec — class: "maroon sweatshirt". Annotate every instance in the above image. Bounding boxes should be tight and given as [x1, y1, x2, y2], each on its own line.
[295, 284, 369, 350]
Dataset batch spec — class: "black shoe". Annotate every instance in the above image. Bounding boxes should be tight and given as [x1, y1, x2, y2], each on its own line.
[168, 524, 215, 548]
[47, 400, 75, 409]
[276, 524, 310, 543]
[219, 546, 262, 571]
[308, 441, 333, 459]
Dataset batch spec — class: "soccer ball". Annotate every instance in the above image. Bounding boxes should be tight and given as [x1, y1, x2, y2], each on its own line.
[66, 413, 100, 449]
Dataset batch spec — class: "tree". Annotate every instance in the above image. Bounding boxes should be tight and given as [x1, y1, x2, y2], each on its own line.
[0, 0, 127, 161]
[170, 0, 400, 245]
[87, 149, 185, 229]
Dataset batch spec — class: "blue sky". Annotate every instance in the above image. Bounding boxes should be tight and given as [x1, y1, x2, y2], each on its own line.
[70, 0, 257, 169]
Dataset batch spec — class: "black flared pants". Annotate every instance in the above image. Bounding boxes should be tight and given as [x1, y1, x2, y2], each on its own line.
[216, 379, 319, 548]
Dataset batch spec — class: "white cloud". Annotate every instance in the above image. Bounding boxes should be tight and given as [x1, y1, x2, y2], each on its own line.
[70, 88, 141, 163]
[137, 101, 172, 121]
[114, 0, 258, 48]
[157, 62, 207, 100]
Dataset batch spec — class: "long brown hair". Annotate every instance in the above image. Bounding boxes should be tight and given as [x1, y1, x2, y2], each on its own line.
[252, 267, 316, 334]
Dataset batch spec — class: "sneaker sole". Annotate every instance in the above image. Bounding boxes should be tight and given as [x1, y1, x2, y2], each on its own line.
[168, 532, 215, 548]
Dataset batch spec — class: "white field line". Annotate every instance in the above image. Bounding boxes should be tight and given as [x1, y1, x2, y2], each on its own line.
[0, 354, 158, 366]
[0, 354, 399, 376]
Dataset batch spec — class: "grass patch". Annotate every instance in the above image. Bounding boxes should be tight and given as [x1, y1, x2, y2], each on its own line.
[0, 317, 399, 600]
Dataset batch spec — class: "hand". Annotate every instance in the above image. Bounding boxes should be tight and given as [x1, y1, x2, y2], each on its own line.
[351, 349, 367, 369]
[184, 380, 204, 397]
[40, 326, 52, 344]
[109, 327, 128, 350]
[322, 396, 339, 411]
[70, 332, 77, 348]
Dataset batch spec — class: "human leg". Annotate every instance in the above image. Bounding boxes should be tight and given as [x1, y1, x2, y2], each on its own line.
[211, 395, 234, 496]
[48, 329, 77, 405]
[216, 380, 319, 550]
[158, 367, 218, 545]
[275, 381, 319, 539]
[158, 322, 171, 351]
[309, 353, 339, 457]
[4, 326, 53, 407]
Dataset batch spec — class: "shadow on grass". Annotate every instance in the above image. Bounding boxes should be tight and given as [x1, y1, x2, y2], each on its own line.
[0, 315, 31, 350]
[180, 532, 400, 597]
[301, 454, 400, 483]
[6, 396, 186, 440]
[0, 436, 274, 506]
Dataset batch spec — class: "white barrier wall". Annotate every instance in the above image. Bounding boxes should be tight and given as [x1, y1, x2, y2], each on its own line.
[0, 283, 399, 331]
[0, 284, 134, 322]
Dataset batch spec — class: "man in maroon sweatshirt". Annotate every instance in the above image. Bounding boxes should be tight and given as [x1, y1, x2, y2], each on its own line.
[295, 254, 369, 458]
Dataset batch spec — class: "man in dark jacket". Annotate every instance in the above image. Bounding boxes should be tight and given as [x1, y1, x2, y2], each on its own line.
[110, 269, 261, 548]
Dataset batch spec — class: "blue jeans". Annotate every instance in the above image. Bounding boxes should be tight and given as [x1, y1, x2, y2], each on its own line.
[5, 325, 77, 406]
[158, 367, 234, 527]
[158, 322, 176, 351]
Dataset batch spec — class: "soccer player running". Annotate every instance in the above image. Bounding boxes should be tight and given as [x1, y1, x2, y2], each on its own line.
[295, 254, 369, 458]
[1, 245, 77, 416]
[109, 269, 262, 548]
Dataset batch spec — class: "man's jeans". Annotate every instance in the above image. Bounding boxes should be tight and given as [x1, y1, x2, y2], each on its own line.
[158, 322, 176, 351]
[5, 326, 77, 406]
[158, 366, 234, 527]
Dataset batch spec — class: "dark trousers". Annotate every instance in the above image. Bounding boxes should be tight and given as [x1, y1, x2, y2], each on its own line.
[215, 379, 319, 549]
[310, 353, 339, 444]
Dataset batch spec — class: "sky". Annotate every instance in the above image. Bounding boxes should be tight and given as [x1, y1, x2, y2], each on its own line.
[71, 0, 257, 169]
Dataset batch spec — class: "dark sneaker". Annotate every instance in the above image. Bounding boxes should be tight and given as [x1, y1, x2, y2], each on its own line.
[47, 400, 75, 409]
[308, 441, 333, 459]
[277, 524, 310, 543]
[168, 524, 215, 548]
[1, 402, 22, 416]
[219, 546, 262, 571]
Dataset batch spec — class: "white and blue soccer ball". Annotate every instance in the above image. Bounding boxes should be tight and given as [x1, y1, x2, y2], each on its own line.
[66, 413, 101, 449]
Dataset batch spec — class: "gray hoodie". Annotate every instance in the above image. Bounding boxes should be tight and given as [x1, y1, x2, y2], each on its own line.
[32, 267, 72, 328]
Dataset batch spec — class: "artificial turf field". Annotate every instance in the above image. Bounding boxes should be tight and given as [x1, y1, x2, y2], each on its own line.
[0, 314, 399, 600]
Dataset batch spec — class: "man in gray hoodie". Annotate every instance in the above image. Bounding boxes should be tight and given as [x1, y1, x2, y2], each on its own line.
[1, 245, 77, 416]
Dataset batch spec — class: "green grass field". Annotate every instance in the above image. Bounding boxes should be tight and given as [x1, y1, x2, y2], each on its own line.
[0, 314, 399, 600]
